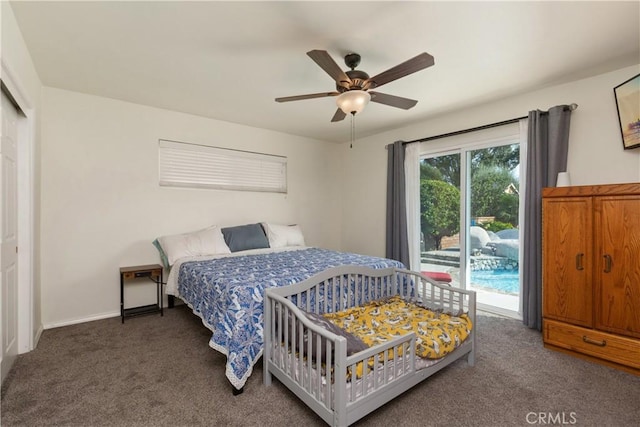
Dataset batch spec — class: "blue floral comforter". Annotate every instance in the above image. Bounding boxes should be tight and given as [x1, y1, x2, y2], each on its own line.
[175, 247, 404, 389]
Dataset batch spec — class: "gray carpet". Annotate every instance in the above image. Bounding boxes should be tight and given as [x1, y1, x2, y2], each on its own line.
[2, 306, 639, 426]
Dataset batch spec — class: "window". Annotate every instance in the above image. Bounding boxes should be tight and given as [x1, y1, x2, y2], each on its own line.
[158, 139, 287, 193]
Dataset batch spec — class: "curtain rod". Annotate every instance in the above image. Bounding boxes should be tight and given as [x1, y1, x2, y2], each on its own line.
[398, 103, 578, 146]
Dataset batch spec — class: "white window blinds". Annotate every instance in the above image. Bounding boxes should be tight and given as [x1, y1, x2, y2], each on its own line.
[159, 139, 287, 193]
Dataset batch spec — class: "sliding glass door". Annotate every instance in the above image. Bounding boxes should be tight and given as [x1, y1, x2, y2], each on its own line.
[420, 138, 522, 317]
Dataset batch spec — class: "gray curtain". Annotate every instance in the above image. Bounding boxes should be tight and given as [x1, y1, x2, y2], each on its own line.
[386, 141, 410, 268]
[522, 105, 572, 330]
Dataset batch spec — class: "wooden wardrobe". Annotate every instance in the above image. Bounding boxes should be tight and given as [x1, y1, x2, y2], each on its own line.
[542, 183, 640, 375]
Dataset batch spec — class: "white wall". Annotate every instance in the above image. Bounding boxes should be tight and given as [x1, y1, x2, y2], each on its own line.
[40, 88, 342, 327]
[341, 64, 640, 258]
[1, 1, 43, 349]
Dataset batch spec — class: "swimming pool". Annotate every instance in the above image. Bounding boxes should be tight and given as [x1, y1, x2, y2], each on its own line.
[470, 269, 520, 294]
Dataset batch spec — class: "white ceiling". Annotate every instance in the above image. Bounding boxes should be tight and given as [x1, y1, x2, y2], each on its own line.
[9, 1, 640, 143]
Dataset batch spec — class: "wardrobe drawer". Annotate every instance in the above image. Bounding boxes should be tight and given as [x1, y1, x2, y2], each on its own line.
[544, 319, 640, 369]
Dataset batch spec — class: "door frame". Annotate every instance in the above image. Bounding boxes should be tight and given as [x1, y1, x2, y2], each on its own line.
[1, 59, 37, 354]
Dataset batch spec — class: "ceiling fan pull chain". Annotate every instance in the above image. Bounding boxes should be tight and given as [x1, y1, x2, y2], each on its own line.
[350, 113, 355, 149]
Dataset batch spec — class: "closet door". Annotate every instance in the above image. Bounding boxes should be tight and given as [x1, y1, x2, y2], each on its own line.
[595, 195, 640, 339]
[1, 92, 19, 383]
[542, 197, 593, 327]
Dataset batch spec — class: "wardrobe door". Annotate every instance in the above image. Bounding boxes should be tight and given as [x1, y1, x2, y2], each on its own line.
[595, 195, 640, 339]
[543, 197, 593, 327]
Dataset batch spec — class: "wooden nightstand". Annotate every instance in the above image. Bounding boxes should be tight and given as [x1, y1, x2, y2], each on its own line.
[120, 264, 163, 323]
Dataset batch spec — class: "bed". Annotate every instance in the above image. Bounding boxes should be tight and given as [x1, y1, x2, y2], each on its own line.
[263, 265, 476, 427]
[157, 223, 404, 392]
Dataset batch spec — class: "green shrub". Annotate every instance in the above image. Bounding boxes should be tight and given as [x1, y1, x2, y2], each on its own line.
[484, 221, 514, 233]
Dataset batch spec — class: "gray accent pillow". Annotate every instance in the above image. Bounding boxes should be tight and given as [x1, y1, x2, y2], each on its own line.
[221, 223, 270, 252]
[301, 310, 368, 358]
[276, 306, 368, 363]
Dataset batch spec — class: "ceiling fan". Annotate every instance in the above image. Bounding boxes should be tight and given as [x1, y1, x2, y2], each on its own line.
[275, 50, 435, 122]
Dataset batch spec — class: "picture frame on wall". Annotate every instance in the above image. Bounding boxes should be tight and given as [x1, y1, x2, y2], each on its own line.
[613, 73, 640, 150]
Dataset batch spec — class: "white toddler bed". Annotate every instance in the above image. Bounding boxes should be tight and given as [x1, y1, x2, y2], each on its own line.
[263, 266, 476, 426]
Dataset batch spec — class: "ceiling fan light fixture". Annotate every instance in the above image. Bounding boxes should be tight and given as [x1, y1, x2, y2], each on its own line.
[336, 90, 371, 115]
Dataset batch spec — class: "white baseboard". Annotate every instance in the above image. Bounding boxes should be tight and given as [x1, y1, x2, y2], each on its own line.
[42, 302, 183, 330]
[43, 311, 120, 330]
[33, 323, 44, 349]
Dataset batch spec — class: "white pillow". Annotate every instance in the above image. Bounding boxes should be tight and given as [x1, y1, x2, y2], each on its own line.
[158, 226, 230, 266]
[263, 223, 306, 248]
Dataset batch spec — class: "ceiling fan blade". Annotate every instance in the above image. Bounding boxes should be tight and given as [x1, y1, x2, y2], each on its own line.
[307, 50, 351, 88]
[366, 52, 434, 89]
[275, 92, 339, 103]
[369, 91, 418, 110]
[331, 108, 347, 122]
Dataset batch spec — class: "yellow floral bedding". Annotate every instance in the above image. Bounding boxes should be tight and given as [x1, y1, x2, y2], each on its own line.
[323, 295, 472, 360]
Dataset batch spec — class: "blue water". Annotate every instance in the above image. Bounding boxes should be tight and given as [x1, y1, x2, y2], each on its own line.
[471, 269, 519, 294]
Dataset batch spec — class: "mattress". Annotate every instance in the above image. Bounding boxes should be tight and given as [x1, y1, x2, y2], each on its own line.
[325, 295, 473, 360]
